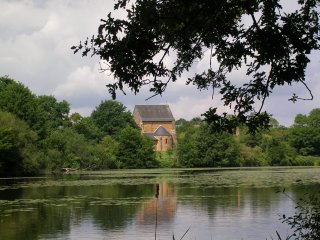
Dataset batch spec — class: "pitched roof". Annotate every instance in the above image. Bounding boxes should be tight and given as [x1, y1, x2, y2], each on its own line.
[154, 126, 171, 136]
[134, 105, 175, 122]
[144, 133, 157, 140]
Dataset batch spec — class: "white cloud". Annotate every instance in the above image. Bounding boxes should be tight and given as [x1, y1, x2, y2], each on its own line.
[0, 0, 319, 126]
[53, 64, 111, 113]
[167, 95, 233, 121]
[54, 65, 105, 98]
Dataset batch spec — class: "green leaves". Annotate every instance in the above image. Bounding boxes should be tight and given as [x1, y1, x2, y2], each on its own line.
[177, 121, 241, 167]
[0, 111, 40, 176]
[91, 100, 137, 136]
[279, 192, 320, 240]
[73, 0, 320, 132]
[116, 126, 158, 168]
[289, 108, 320, 156]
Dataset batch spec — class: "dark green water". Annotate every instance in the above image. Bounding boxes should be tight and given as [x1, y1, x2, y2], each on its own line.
[0, 167, 319, 240]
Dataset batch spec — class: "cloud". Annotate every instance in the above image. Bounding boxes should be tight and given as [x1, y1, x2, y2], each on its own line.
[53, 64, 110, 112]
[0, 1, 47, 38]
[1, 0, 319, 127]
[169, 95, 233, 121]
[0, 0, 114, 94]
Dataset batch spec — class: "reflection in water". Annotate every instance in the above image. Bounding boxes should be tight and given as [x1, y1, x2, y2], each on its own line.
[136, 182, 177, 225]
[0, 168, 319, 240]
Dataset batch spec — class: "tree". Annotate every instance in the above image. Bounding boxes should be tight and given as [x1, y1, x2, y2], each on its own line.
[0, 111, 42, 176]
[197, 128, 241, 167]
[0, 76, 40, 130]
[116, 126, 158, 168]
[36, 95, 70, 138]
[98, 135, 119, 169]
[43, 128, 106, 171]
[177, 121, 202, 167]
[73, 0, 320, 132]
[289, 108, 320, 156]
[72, 116, 101, 141]
[177, 122, 241, 167]
[176, 118, 187, 127]
[70, 112, 82, 124]
[91, 100, 137, 136]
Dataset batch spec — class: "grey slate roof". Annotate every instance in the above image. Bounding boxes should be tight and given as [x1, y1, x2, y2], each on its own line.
[134, 105, 175, 122]
[144, 133, 157, 140]
[153, 126, 171, 136]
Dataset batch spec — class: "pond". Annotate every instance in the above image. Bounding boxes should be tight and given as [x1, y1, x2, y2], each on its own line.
[0, 167, 319, 240]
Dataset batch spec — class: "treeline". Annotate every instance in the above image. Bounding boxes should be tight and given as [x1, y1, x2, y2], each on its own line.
[176, 111, 320, 167]
[1, 76, 319, 177]
[0, 76, 157, 177]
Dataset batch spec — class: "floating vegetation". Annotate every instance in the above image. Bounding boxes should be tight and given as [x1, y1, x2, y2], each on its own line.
[0, 167, 319, 240]
[0, 167, 319, 191]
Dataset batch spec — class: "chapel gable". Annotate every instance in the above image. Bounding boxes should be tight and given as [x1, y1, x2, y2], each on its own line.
[133, 105, 176, 151]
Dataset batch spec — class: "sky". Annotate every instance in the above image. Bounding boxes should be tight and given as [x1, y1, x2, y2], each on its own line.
[1, 0, 319, 126]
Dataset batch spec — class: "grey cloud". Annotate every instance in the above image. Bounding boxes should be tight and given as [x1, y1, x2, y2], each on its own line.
[1, 0, 319, 126]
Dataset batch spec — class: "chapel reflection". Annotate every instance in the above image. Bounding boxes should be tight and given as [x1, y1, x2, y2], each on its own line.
[136, 182, 177, 225]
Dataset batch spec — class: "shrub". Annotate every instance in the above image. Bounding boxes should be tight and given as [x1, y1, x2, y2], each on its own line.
[277, 193, 320, 240]
[291, 155, 317, 166]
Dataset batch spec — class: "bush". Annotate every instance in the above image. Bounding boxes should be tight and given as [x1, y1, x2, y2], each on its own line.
[0, 111, 42, 176]
[157, 149, 179, 168]
[291, 155, 318, 166]
[277, 192, 320, 240]
[116, 126, 158, 168]
[238, 144, 268, 166]
[177, 124, 241, 167]
[43, 128, 117, 171]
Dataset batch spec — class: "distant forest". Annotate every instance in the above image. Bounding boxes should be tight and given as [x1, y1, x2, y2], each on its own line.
[0, 76, 319, 177]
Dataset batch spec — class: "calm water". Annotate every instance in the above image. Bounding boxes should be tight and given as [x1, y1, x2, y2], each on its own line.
[0, 167, 319, 240]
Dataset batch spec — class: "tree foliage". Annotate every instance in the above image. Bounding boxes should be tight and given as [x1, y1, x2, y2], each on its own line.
[116, 126, 158, 168]
[278, 192, 320, 240]
[1, 76, 319, 176]
[176, 116, 319, 168]
[0, 77, 71, 138]
[0, 111, 41, 176]
[43, 128, 120, 171]
[91, 100, 137, 136]
[72, 116, 101, 141]
[36, 95, 70, 138]
[0, 76, 40, 130]
[289, 108, 320, 155]
[178, 122, 241, 167]
[0, 77, 159, 176]
[73, 0, 320, 132]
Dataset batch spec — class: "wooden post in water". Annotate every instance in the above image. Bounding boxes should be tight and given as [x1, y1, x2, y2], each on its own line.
[154, 183, 159, 240]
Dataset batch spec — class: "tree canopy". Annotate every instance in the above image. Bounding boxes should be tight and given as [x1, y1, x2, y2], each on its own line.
[91, 100, 137, 136]
[0, 77, 163, 176]
[0, 76, 39, 129]
[116, 126, 158, 168]
[0, 111, 41, 176]
[1, 76, 319, 176]
[290, 108, 320, 155]
[73, 0, 320, 132]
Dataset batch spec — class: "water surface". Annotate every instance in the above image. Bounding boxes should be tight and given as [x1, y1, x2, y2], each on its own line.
[0, 167, 319, 240]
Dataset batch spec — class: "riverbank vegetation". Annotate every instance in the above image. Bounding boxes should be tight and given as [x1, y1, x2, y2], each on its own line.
[176, 113, 320, 168]
[276, 192, 320, 240]
[0, 76, 156, 176]
[0, 76, 319, 177]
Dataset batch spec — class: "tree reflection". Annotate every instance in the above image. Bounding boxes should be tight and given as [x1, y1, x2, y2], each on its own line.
[0, 170, 319, 240]
[136, 182, 177, 225]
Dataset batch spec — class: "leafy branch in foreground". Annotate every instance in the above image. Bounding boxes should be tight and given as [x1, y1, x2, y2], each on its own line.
[273, 190, 320, 240]
[73, 0, 320, 132]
